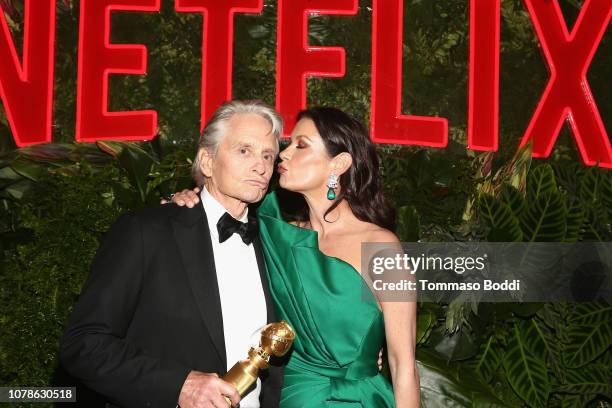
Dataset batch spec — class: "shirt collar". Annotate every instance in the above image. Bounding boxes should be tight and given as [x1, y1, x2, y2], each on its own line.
[200, 187, 249, 238]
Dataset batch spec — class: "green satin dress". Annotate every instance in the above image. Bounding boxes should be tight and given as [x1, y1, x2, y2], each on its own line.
[257, 192, 395, 408]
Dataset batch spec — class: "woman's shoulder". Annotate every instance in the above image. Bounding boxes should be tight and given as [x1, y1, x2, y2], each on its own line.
[289, 220, 311, 228]
[359, 223, 400, 244]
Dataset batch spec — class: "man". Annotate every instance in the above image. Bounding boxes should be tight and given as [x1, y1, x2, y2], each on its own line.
[60, 100, 284, 408]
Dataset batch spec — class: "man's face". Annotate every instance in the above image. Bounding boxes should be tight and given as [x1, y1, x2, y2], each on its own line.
[201, 113, 278, 205]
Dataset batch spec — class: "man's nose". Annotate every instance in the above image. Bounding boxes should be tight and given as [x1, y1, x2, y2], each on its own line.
[252, 157, 266, 174]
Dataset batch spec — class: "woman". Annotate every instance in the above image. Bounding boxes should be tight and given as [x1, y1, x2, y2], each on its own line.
[173, 107, 419, 407]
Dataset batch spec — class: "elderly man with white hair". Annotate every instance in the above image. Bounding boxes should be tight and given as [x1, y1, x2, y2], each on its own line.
[60, 100, 284, 408]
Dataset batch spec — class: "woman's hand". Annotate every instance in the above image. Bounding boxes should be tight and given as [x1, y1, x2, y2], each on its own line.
[161, 187, 201, 208]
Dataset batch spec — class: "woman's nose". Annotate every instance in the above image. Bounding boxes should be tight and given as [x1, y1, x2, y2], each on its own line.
[279, 146, 290, 161]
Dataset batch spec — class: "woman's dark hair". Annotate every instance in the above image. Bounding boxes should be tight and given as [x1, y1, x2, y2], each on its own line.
[295, 107, 396, 231]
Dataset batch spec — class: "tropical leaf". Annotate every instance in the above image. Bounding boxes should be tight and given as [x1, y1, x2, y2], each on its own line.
[0, 165, 21, 182]
[602, 171, 612, 225]
[508, 302, 544, 318]
[499, 183, 526, 217]
[557, 393, 597, 408]
[79, 147, 114, 166]
[416, 309, 436, 345]
[555, 365, 610, 395]
[494, 142, 532, 193]
[1, 178, 32, 200]
[468, 336, 502, 383]
[428, 324, 479, 361]
[531, 317, 564, 381]
[520, 191, 566, 242]
[580, 207, 606, 242]
[18, 143, 76, 162]
[564, 200, 584, 242]
[478, 194, 522, 241]
[568, 302, 612, 326]
[502, 321, 550, 408]
[537, 303, 571, 343]
[462, 152, 494, 222]
[577, 167, 601, 205]
[445, 294, 476, 334]
[551, 162, 580, 196]
[397, 205, 420, 242]
[562, 303, 612, 368]
[117, 143, 157, 203]
[96, 141, 124, 157]
[521, 319, 547, 358]
[9, 158, 43, 182]
[564, 319, 612, 368]
[527, 164, 557, 202]
[417, 349, 511, 408]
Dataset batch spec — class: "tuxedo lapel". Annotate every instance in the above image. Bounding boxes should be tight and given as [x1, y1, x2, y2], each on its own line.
[253, 234, 276, 324]
[171, 202, 227, 369]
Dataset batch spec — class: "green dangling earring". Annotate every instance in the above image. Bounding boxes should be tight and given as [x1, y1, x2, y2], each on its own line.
[326, 172, 338, 200]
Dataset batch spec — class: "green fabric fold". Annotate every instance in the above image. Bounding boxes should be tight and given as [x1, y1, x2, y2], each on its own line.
[257, 192, 395, 407]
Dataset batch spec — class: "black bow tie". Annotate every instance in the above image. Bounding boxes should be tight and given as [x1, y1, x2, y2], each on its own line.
[216, 212, 257, 245]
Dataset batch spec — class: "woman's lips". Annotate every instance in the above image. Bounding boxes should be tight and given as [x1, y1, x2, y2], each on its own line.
[277, 164, 287, 174]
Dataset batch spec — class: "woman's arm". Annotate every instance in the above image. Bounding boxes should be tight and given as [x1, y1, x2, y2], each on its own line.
[382, 299, 420, 408]
[370, 231, 420, 408]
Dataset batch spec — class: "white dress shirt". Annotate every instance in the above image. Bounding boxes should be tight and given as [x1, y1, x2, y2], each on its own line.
[200, 187, 267, 408]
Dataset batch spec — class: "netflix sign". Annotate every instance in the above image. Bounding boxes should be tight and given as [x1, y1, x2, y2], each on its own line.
[0, 0, 611, 168]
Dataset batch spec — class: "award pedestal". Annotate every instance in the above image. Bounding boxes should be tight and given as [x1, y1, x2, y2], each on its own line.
[223, 321, 295, 398]
[224, 348, 268, 395]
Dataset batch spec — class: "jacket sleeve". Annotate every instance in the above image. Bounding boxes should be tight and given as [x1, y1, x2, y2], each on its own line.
[59, 212, 191, 407]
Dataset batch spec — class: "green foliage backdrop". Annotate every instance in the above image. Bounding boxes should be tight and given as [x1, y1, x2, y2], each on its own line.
[1, 0, 610, 407]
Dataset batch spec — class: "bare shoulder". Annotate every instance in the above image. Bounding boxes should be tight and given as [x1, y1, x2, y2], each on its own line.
[366, 226, 400, 244]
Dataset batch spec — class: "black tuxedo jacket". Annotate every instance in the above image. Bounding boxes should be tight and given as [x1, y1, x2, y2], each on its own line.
[60, 202, 282, 407]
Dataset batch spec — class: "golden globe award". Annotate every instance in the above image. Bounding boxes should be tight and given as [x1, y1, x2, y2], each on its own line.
[223, 320, 295, 398]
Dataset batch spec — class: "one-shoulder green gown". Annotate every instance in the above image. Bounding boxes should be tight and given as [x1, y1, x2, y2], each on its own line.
[257, 193, 395, 408]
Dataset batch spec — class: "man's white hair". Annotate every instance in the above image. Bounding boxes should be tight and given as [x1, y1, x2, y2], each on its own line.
[192, 100, 283, 188]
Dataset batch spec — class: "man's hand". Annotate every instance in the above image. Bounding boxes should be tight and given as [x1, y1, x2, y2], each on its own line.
[161, 187, 201, 208]
[178, 370, 240, 408]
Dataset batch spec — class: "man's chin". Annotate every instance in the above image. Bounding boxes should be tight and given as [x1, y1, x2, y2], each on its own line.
[238, 188, 267, 204]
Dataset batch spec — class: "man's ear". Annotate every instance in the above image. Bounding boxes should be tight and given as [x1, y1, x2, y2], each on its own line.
[332, 152, 353, 176]
[198, 148, 215, 178]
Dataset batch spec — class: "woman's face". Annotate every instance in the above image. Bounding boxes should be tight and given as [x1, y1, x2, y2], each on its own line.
[277, 118, 333, 194]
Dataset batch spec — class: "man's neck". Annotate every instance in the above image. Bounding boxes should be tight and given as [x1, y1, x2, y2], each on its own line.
[204, 183, 248, 220]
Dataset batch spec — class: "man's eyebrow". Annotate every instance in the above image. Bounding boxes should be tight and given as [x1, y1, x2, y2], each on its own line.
[231, 141, 276, 153]
[231, 141, 253, 148]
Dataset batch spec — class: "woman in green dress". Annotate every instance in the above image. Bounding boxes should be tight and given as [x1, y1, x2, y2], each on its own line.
[173, 107, 419, 407]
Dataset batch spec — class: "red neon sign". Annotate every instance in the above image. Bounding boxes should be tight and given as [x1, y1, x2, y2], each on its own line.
[76, 0, 160, 143]
[468, 0, 500, 152]
[0, 0, 55, 146]
[520, 0, 612, 168]
[370, 0, 448, 148]
[276, 0, 358, 135]
[0, 0, 610, 168]
[175, 0, 264, 129]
